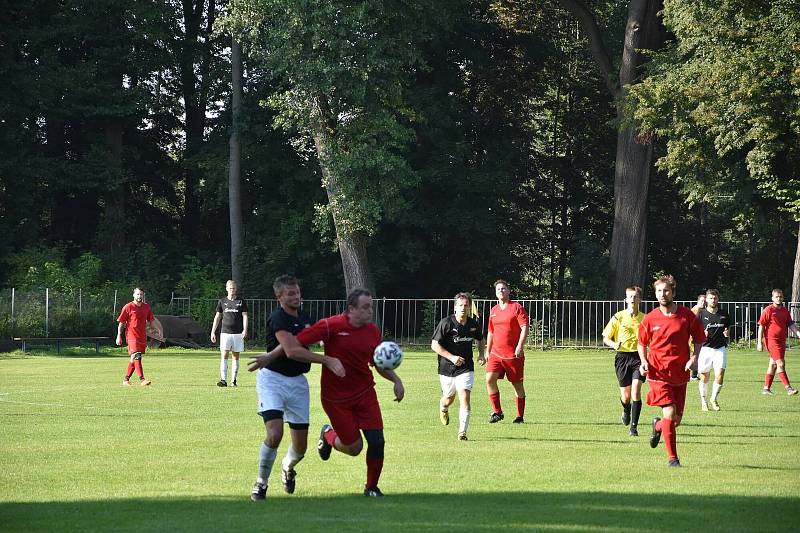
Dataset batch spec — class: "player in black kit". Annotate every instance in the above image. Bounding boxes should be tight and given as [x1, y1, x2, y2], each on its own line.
[696, 289, 731, 411]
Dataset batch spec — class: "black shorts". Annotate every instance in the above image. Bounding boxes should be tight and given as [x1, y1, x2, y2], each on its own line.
[615, 352, 644, 387]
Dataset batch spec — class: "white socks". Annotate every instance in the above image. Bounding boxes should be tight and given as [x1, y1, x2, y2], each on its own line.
[220, 358, 227, 381]
[281, 445, 304, 472]
[459, 407, 470, 434]
[712, 382, 722, 400]
[258, 442, 277, 484]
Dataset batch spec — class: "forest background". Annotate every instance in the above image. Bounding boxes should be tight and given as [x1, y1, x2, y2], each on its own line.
[2, 0, 798, 303]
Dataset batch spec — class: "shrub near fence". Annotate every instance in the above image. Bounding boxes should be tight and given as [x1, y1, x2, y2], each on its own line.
[3, 287, 797, 349]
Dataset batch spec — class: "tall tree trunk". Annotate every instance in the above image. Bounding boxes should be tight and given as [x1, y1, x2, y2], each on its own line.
[792, 221, 800, 318]
[560, 0, 666, 297]
[309, 94, 374, 295]
[228, 39, 244, 283]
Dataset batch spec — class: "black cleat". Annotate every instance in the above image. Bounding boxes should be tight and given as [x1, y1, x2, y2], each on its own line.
[629, 425, 639, 437]
[512, 416, 524, 424]
[217, 379, 227, 387]
[458, 432, 468, 441]
[650, 417, 662, 448]
[668, 458, 681, 467]
[364, 486, 384, 498]
[281, 468, 296, 494]
[621, 410, 631, 426]
[318, 424, 333, 461]
[250, 481, 266, 501]
[488, 412, 504, 423]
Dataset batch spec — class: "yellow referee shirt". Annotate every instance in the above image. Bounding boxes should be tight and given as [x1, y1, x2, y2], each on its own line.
[602, 309, 645, 352]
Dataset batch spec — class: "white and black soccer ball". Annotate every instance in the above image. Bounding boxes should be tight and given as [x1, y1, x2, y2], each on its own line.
[373, 341, 403, 370]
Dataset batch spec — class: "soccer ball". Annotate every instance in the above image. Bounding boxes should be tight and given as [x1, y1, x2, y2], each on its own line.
[373, 341, 403, 370]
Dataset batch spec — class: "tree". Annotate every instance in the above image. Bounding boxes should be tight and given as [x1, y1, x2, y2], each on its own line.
[228, 39, 244, 282]
[224, 0, 444, 294]
[559, 0, 667, 296]
[627, 0, 800, 301]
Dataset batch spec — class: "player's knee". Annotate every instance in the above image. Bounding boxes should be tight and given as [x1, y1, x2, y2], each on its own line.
[364, 429, 385, 459]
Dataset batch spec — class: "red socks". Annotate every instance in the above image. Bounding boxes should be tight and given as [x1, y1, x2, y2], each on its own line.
[133, 359, 144, 379]
[324, 427, 338, 447]
[765, 373, 775, 389]
[516, 397, 526, 418]
[662, 419, 677, 460]
[489, 392, 502, 414]
[778, 371, 791, 387]
[124, 362, 135, 380]
[366, 457, 383, 488]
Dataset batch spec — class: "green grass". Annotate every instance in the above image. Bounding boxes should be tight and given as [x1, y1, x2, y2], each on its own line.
[1, 347, 799, 532]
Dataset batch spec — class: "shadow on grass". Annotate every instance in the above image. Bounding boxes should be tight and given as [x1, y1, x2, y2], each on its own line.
[2, 492, 798, 532]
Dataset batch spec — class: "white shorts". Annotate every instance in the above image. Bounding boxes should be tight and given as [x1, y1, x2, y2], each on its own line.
[220, 332, 245, 353]
[697, 346, 727, 373]
[256, 368, 310, 425]
[439, 371, 475, 397]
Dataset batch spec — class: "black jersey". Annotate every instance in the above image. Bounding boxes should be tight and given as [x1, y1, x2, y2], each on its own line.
[432, 315, 484, 377]
[216, 298, 248, 334]
[698, 307, 730, 349]
[265, 307, 313, 377]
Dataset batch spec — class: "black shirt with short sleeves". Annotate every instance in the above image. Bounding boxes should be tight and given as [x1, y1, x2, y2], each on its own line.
[432, 315, 484, 377]
[698, 307, 730, 349]
[265, 307, 313, 377]
[216, 298, 248, 334]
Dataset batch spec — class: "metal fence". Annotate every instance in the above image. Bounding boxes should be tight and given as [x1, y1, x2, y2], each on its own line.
[2, 287, 796, 349]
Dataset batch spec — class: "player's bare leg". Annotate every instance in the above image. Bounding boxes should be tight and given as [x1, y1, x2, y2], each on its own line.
[486, 372, 503, 422]
[511, 380, 526, 423]
[440, 393, 455, 426]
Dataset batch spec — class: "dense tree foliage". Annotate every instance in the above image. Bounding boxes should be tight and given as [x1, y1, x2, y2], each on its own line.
[0, 0, 796, 301]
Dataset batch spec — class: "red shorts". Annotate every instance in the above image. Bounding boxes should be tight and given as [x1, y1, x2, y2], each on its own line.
[486, 356, 524, 382]
[127, 338, 147, 356]
[646, 380, 687, 418]
[322, 387, 383, 446]
[766, 339, 786, 361]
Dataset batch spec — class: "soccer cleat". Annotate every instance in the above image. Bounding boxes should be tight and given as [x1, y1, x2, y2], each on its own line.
[122, 379, 131, 386]
[650, 417, 662, 448]
[629, 426, 639, 437]
[701, 399, 709, 412]
[231, 380, 238, 387]
[140, 379, 151, 386]
[513, 416, 524, 424]
[710, 399, 720, 411]
[281, 468, 296, 494]
[250, 482, 267, 501]
[621, 409, 631, 426]
[488, 412, 504, 423]
[317, 424, 333, 461]
[762, 388, 774, 396]
[363, 486, 384, 498]
[217, 379, 227, 387]
[458, 432, 468, 441]
[439, 408, 449, 426]
[668, 458, 682, 467]
[787, 386, 798, 396]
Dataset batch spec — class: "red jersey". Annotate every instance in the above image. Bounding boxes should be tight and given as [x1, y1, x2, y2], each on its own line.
[117, 302, 155, 344]
[758, 305, 794, 343]
[638, 305, 705, 385]
[488, 301, 529, 359]
[296, 313, 382, 403]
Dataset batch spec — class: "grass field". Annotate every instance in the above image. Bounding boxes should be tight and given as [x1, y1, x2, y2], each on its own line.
[1, 346, 799, 532]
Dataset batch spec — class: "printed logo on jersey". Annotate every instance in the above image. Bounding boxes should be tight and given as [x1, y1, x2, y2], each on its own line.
[337, 332, 350, 336]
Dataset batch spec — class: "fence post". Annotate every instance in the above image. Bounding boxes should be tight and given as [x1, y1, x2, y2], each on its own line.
[79, 287, 83, 337]
[113, 290, 118, 318]
[45, 288, 49, 338]
[10, 287, 15, 336]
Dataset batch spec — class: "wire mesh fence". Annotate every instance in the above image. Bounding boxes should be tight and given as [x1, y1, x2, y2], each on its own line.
[2, 288, 796, 350]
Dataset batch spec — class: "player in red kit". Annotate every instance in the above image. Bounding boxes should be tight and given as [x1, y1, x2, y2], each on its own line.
[758, 288, 800, 396]
[296, 288, 405, 498]
[117, 287, 163, 386]
[638, 275, 705, 467]
[485, 279, 529, 424]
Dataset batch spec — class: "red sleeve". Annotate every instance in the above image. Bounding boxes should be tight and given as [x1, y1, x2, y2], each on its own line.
[488, 315, 494, 334]
[516, 304, 529, 327]
[117, 304, 129, 324]
[296, 318, 330, 346]
[637, 316, 650, 347]
[690, 314, 706, 345]
[758, 307, 770, 327]
[147, 306, 155, 322]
